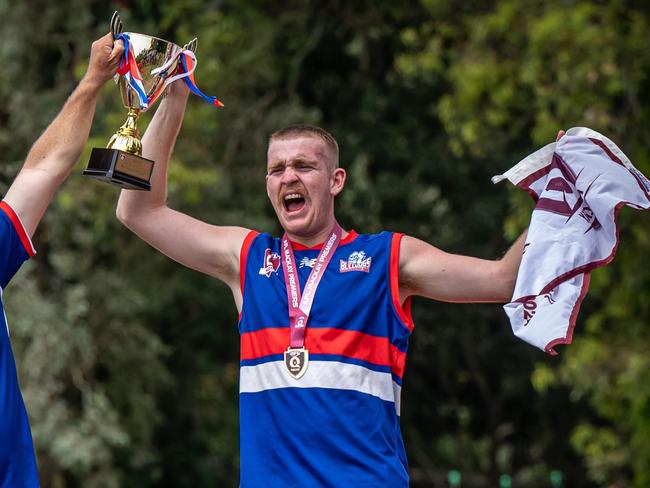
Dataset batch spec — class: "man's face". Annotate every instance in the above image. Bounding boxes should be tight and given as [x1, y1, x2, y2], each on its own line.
[266, 135, 345, 239]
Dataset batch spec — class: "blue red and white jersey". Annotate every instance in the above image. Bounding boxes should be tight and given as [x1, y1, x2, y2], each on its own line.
[0, 201, 39, 488]
[238, 230, 413, 487]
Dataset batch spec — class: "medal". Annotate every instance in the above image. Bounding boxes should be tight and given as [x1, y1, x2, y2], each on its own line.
[284, 347, 309, 379]
[281, 224, 342, 379]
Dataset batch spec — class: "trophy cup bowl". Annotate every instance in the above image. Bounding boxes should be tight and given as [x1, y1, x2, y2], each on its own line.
[84, 33, 183, 191]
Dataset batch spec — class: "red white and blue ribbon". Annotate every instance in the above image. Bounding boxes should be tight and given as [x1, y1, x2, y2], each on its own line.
[116, 33, 224, 111]
[150, 50, 224, 108]
[116, 33, 149, 110]
[177, 51, 224, 108]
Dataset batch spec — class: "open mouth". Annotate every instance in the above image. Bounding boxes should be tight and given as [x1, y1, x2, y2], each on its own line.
[283, 193, 306, 213]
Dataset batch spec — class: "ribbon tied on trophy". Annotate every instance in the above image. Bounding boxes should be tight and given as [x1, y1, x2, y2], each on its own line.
[115, 32, 224, 111]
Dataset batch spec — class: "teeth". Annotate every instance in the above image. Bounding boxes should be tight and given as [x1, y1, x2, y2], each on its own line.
[284, 193, 303, 200]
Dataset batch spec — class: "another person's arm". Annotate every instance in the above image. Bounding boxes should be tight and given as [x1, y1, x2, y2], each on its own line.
[115, 82, 250, 303]
[3, 33, 124, 236]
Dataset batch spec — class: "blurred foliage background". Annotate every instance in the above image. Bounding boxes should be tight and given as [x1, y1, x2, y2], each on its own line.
[1, 0, 649, 486]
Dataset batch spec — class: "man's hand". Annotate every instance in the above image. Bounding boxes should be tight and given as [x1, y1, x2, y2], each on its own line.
[556, 130, 566, 141]
[166, 70, 191, 99]
[82, 32, 124, 90]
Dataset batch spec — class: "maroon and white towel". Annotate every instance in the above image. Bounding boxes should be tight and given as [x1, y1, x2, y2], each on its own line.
[492, 127, 650, 354]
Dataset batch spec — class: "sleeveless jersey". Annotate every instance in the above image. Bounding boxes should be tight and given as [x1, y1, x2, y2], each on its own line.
[239, 230, 413, 487]
[0, 201, 39, 488]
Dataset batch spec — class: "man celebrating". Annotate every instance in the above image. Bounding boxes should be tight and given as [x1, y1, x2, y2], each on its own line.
[0, 34, 123, 487]
[116, 81, 528, 486]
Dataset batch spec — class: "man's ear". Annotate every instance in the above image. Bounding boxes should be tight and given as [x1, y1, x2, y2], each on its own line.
[265, 174, 272, 200]
[330, 168, 346, 196]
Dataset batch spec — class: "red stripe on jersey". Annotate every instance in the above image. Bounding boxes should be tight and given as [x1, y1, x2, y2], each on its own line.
[390, 233, 414, 332]
[0, 201, 35, 257]
[240, 230, 260, 294]
[239, 230, 260, 321]
[241, 327, 407, 378]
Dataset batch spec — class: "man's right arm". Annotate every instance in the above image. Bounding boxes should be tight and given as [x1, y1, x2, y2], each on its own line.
[115, 82, 250, 302]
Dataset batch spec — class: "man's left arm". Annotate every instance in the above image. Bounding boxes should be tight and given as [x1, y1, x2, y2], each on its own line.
[398, 131, 566, 304]
[398, 231, 527, 304]
[3, 33, 123, 237]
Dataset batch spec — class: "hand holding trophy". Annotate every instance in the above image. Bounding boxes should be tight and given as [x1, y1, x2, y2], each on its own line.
[83, 12, 222, 190]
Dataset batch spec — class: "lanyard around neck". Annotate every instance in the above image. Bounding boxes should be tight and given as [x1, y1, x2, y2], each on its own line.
[281, 224, 343, 349]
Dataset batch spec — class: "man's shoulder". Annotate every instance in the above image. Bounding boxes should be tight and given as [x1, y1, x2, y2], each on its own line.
[354, 230, 393, 239]
[350, 230, 402, 247]
[0, 201, 35, 255]
[247, 231, 278, 247]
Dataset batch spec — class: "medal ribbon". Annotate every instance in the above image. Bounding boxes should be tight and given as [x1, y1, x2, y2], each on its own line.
[116, 33, 224, 111]
[281, 224, 343, 349]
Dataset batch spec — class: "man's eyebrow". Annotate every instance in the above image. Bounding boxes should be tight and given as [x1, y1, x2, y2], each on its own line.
[267, 160, 285, 169]
[291, 156, 320, 165]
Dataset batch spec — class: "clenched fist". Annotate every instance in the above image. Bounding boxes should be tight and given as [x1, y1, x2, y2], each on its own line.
[83, 32, 125, 89]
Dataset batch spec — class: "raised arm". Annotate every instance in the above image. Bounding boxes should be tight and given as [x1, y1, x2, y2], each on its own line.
[3, 33, 123, 236]
[398, 231, 527, 304]
[115, 81, 250, 302]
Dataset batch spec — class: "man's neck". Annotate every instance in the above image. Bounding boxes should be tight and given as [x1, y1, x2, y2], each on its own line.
[285, 222, 347, 248]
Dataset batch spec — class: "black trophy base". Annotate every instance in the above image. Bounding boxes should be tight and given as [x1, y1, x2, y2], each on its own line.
[84, 148, 154, 191]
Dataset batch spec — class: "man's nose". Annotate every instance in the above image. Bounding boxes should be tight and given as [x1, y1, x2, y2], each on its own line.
[281, 166, 298, 183]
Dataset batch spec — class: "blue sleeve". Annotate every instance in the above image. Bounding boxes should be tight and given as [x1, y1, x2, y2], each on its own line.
[0, 202, 34, 289]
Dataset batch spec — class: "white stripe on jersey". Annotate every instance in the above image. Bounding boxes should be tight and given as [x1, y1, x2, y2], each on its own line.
[240, 360, 402, 415]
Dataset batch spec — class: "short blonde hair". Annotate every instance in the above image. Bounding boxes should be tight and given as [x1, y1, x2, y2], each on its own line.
[269, 124, 339, 168]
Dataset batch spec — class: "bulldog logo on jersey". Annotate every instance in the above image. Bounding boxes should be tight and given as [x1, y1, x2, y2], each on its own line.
[258, 249, 281, 277]
[284, 347, 309, 379]
[340, 250, 372, 273]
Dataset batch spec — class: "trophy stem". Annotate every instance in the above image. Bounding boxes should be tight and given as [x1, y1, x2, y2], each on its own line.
[107, 108, 143, 156]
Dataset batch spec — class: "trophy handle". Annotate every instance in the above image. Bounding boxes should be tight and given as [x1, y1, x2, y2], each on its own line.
[111, 11, 123, 39]
[183, 37, 198, 53]
[111, 11, 123, 84]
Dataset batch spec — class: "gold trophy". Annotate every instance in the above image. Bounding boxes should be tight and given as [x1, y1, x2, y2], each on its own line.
[84, 12, 201, 190]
